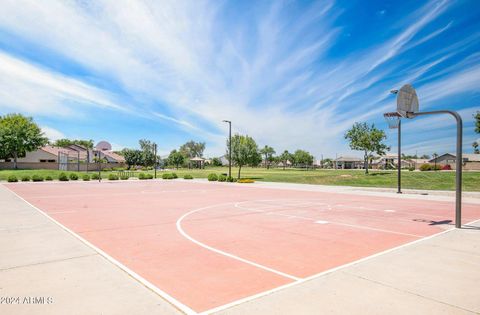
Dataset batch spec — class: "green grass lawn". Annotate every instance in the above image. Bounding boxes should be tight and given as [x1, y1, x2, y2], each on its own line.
[1, 167, 479, 191]
[159, 167, 480, 192]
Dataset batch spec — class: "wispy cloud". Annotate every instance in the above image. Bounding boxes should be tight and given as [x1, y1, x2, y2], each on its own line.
[0, 0, 478, 156]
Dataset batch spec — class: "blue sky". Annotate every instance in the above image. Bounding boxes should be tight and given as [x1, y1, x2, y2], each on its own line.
[0, 0, 479, 158]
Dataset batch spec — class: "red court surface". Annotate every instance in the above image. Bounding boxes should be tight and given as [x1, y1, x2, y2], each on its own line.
[6, 181, 480, 314]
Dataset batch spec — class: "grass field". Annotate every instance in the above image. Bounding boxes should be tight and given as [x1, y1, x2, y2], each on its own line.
[1, 167, 479, 191]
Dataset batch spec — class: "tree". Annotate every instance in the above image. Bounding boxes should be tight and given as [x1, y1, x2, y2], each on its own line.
[279, 150, 293, 170]
[293, 149, 314, 169]
[475, 111, 480, 134]
[228, 134, 259, 179]
[168, 150, 185, 169]
[179, 140, 205, 158]
[420, 154, 430, 159]
[0, 114, 48, 169]
[344, 122, 388, 174]
[211, 157, 223, 167]
[139, 139, 156, 167]
[473, 111, 479, 154]
[259, 145, 276, 169]
[54, 138, 94, 149]
[121, 149, 143, 169]
[473, 141, 479, 154]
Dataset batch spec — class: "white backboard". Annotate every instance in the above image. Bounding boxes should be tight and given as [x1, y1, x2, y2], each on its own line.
[397, 84, 419, 118]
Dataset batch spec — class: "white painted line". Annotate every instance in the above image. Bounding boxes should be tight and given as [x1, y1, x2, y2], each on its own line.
[315, 220, 329, 224]
[384, 209, 396, 213]
[199, 217, 480, 315]
[235, 200, 424, 238]
[333, 222, 424, 238]
[176, 203, 301, 281]
[3, 186, 197, 315]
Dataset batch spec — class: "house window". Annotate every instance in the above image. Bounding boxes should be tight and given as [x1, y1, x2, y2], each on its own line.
[40, 159, 47, 162]
[48, 159, 56, 162]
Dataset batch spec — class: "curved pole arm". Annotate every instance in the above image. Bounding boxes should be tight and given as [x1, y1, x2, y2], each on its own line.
[408, 110, 463, 228]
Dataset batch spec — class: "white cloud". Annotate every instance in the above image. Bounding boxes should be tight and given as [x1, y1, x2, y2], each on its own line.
[40, 125, 65, 141]
[0, 52, 127, 116]
[0, 0, 477, 158]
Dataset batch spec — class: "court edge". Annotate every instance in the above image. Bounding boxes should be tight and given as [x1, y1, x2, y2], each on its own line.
[3, 185, 197, 315]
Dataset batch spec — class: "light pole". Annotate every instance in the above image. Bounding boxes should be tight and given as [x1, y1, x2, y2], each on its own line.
[223, 120, 232, 179]
[153, 143, 157, 179]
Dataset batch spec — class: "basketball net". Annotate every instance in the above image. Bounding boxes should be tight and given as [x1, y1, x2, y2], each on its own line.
[383, 112, 401, 129]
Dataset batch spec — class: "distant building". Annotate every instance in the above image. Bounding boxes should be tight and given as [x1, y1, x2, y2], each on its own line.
[0, 140, 125, 170]
[371, 154, 416, 169]
[429, 153, 480, 170]
[334, 156, 364, 169]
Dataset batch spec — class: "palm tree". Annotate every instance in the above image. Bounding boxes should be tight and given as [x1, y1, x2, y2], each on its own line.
[279, 150, 292, 170]
[260, 145, 276, 169]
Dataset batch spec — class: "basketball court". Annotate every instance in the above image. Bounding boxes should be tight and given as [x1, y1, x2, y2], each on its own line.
[4, 180, 480, 314]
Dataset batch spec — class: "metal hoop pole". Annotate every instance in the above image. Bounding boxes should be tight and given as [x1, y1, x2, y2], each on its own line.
[409, 110, 463, 228]
[398, 120, 402, 194]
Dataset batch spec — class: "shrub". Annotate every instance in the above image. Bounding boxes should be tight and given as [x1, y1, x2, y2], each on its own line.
[442, 164, 452, 171]
[419, 164, 432, 171]
[238, 179, 255, 183]
[183, 174, 193, 180]
[21, 175, 31, 182]
[207, 173, 218, 181]
[146, 174, 154, 179]
[45, 176, 53, 181]
[162, 173, 174, 179]
[7, 175, 18, 182]
[108, 174, 119, 180]
[171, 173, 178, 179]
[59, 173, 69, 181]
[120, 174, 129, 180]
[82, 174, 90, 181]
[91, 173, 101, 180]
[218, 174, 227, 182]
[408, 166, 415, 171]
[138, 173, 146, 180]
[69, 173, 79, 180]
[32, 175, 44, 182]
[226, 176, 235, 182]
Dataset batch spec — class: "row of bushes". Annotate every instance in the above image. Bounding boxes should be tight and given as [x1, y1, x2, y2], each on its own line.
[7, 175, 55, 182]
[419, 164, 445, 171]
[7, 172, 195, 182]
[207, 174, 240, 182]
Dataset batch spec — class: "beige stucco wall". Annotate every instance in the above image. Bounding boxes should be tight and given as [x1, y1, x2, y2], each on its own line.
[0, 162, 126, 171]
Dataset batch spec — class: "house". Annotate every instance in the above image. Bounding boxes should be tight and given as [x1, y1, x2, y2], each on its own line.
[277, 160, 292, 168]
[429, 153, 480, 170]
[334, 156, 364, 169]
[0, 140, 125, 170]
[371, 154, 417, 169]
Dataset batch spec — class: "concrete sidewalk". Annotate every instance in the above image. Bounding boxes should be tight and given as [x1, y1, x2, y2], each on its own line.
[0, 184, 182, 315]
[1, 182, 479, 315]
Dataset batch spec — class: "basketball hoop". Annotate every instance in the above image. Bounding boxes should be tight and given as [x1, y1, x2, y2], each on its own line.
[383, 112, 401, 129]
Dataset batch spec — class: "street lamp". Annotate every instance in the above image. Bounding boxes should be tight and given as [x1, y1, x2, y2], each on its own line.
[223, 120, 232, 179]
[153, 143, 157, 179]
